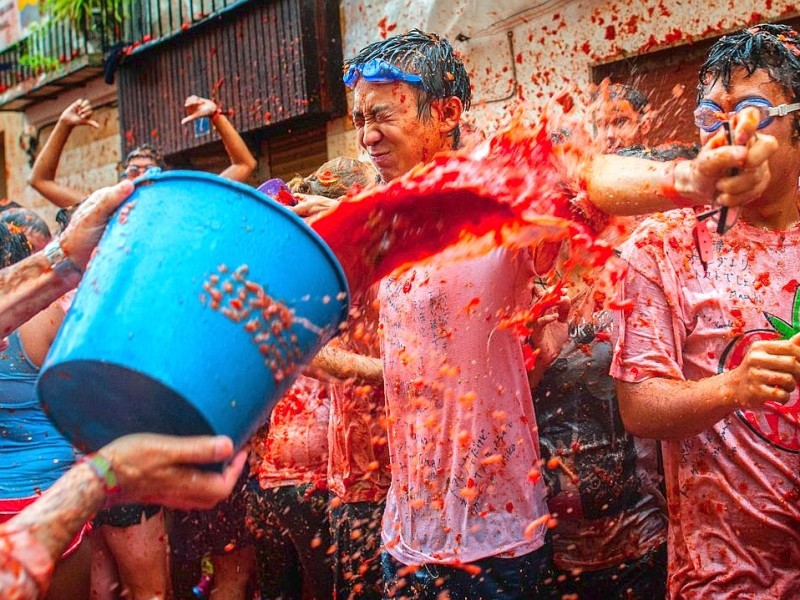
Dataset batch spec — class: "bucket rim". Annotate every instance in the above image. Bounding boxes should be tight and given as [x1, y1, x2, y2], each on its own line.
[133, 169, 351, 322]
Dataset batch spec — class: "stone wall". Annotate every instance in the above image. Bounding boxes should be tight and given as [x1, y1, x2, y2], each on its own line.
[0, 77, 120, 227]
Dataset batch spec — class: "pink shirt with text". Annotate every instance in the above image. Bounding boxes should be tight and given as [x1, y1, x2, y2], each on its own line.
[610, 211, 800, 600]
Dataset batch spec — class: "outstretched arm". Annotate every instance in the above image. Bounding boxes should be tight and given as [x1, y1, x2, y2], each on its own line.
[182, 95, 257, 183]
[28, 99, 99, 208]
[0, 180, 133, 337]
[584, 108, 777, 216]
[1, 433, 245, 599]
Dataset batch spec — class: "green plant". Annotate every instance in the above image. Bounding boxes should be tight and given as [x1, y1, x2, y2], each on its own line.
[18, 53, 60, 72]
[18, 20, 61, 74]
[43, 0, 123, 28]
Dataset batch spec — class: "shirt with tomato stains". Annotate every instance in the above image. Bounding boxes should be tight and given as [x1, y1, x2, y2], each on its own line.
[327, 380, 391, 503]
[250, 375, 330, 490]
[0, 526, 52, 599]
[378, 246, 549, 565]
[327, 290, 391, 504]
[610, 210, 800, 600]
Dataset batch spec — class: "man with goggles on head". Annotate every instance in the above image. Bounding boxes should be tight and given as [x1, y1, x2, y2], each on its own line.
[29, 94, 256, 210]
[334, 25, 781, 600]
[612, 22, 800, 600]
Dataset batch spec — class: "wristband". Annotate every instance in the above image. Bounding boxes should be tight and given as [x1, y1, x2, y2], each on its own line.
[84, 453, 121, 496]
[660, 160, 694, 208]
[211, 108, 223, 122]
[43, 239, 82, 277]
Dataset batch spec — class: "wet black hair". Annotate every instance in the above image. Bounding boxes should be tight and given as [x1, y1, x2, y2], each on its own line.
[345, 29, 471, 148]
[699, 23, 800, 140]
[0, 221, 32, 268]
[616, 142, 700, 161]
[55, 205, 79, 233]
[0, 208, 51, 241]
[123, 143, 166, 169]
[590, 83, 649, 113]
[0, 199, 22, 213]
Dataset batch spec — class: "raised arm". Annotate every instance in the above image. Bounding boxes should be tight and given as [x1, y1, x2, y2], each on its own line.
[28, 99, 99, 208]
[181, 95, 256, 182]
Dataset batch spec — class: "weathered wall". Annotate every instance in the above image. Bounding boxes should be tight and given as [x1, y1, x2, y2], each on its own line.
[338, 0, 800, 137]
[0, 76, 120, 227]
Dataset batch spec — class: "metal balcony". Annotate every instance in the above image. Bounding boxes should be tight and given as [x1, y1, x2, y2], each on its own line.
[0, 0, 247, 110]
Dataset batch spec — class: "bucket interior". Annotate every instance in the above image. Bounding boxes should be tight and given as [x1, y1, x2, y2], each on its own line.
[39, 360, 215, 453]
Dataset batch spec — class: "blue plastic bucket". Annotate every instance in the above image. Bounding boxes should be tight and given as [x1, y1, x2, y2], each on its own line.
[38, 171, 349, 454]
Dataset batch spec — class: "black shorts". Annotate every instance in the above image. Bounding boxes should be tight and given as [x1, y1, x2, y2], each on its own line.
[169, 471, 253, 560]
[94, 503, 162, 528]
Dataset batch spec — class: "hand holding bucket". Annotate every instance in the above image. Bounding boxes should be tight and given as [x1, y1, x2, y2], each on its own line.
[38, 171, 349, 461]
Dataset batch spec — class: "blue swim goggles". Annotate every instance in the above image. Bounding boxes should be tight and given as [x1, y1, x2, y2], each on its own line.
[694, 96, 800, 133]
[343, 58, 423, 88]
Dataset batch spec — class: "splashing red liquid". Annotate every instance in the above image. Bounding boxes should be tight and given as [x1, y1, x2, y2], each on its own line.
[311, 118, 600, 298]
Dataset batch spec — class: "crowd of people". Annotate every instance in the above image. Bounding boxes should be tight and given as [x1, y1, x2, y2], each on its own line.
[0, 19, 797, 600]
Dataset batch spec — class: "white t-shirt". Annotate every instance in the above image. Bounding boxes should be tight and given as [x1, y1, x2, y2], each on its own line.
[379, 246, 549, 565]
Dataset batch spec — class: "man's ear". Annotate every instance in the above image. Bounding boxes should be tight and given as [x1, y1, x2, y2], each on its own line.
[437, 96, 463, 136]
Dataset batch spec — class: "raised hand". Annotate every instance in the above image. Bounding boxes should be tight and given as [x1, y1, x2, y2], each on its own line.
[59, 98, 100, 129]
[181, 94, 219, 125]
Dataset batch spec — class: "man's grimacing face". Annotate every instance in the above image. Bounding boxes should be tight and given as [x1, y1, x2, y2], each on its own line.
[352, 79, 451, 182]
[700, 68, 800, 196]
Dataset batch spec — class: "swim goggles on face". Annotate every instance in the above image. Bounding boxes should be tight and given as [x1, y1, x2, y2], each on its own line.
[343, 58, 423, 88]
[694, 97, 800, 133]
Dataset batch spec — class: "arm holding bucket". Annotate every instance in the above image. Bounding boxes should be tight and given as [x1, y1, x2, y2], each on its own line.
[182, 95, 257, 183]
[28, 99, 99, 209]
[0, 181, 133, 337]
[0, 434, 244, 599]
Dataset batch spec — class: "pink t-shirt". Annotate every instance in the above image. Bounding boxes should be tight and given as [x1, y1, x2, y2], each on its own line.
[327, 292, 391, 503]
[251, 375, 330, 490]
[610, 211, 800, 600]
[379, 246, 549, 565]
